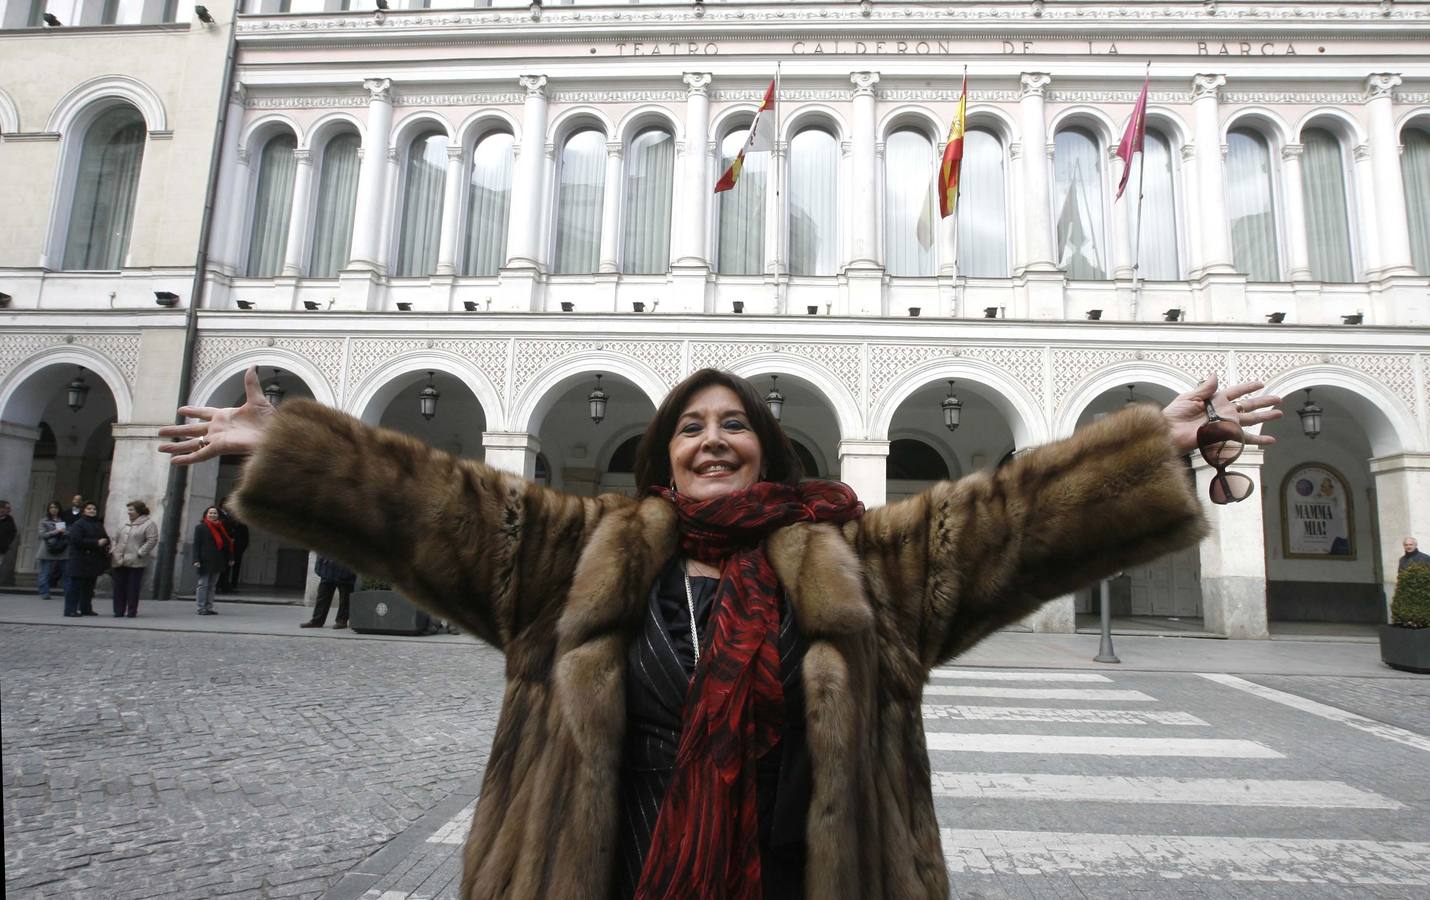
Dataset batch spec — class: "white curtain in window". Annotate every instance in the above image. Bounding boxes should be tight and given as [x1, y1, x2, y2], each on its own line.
[1405, 127, 1430, 275]
[622, 128, 675, 274]
[884, 129, 934, 277]
[63, 105, 146, 271]
[1301, 128, 1355, 283]
[1226, 128, 1280, 281]
[788, 128, 838, 276]
[394, 131, 448, 277]
[307, 133, 360, 277]
[244, 133, 297, 277]
[553, 129, 606, 274]
[462, 131, 514, 276]
[1053, 127, 1107, 279]
[1125, 128, 1180, 280]
[716, 128, 766, 275]
[956, 128, 1008, 277]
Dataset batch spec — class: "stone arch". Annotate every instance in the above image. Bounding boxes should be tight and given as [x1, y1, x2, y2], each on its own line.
[239, 113, 300, 157]
[455, 108, 520, 149]
[1261, 366, 1420, 458]
[189, 350, 337, 410]
[0, 346, 134, 426]
[885, 427, 959, 479]
[348, 351, 504, 430]
[710, 104, 760, 143]
[869, 359, 1046, 448]
[878, 105, 942, 144]
[1049, 106, 1118, 149]
[304, 111, 365, 152]
[594, 426, 648, 475]
[389, 110, 453, 153]
[965, 105, 1017, 145]
[616, 104, 683, 146]
[782, 105, 848, 144]
[0, 86, 18, 134]
[512, 352, 666, 435]
[1295, 108, 1368, 147]
[1053, 363, 1196, 438]
[548, 106, 615, 145]
[1144, 107, 1191, 150]
[722, 354, 863, 442]
[1395, 107, 1430, 142]
[1221, 107, 1293, 150]
[46, 74, 167, 134]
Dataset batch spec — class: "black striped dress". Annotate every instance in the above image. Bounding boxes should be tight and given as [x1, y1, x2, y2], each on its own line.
[613, 557, 809, 899]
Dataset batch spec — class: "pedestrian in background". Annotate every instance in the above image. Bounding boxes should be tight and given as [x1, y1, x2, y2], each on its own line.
[62, 494, 84, 525]
[0, 499, 16, 585]
[37, 501, 69, 600]
[217, 498, 250, 593]
[301, 556, 356, 629]
[192, 505, 232, 616]
[1401, 536, 1430, 571]
[110, 500, 158, 618]
[64, 501, 108, 618]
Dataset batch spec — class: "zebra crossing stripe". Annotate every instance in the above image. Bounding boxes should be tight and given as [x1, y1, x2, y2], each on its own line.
[924, 685, 1156, 701]
[929, 670, 1113, 682]
[1199, 673, 1430, 754]
[941, 829, 1430, 883]
[930, 773, 1403, 808]
[925, 733, 1283, 757]
[426, 800, 476, 844]
[922, 704, 1206, 725]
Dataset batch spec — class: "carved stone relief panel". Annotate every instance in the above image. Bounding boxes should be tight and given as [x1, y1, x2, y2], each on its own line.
[870, 343, 1044, 409]
[193, 336, 344, 397]
[1050, 347, 1228, 408]
[345, 337, 508, 404]
[1236, 351, 1418, 416]
[512, 339, 682, 399]
[0, 332, 142, 388]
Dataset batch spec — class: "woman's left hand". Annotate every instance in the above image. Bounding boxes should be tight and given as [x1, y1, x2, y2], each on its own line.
[1162, 375, 1284, 454]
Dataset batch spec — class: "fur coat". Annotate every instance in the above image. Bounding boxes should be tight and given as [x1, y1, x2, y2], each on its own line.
[234, 401, 1206, 900]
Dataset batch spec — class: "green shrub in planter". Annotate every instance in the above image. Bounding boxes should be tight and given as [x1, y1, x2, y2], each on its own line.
[360, 575, 392, 591]
[1391, 563, 1430, 628]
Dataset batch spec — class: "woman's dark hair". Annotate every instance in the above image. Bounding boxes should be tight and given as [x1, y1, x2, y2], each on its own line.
[634, 368, 802, 497]
[128, 500, 149, 516]
[46, 501, 62, 518]
[201, 505, 220, 520]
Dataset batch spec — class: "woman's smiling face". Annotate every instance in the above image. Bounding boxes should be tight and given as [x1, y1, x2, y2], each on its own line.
[668, 385, 765, 502]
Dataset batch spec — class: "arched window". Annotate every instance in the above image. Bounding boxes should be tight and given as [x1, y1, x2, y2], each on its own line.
[307, 132, 360, 278]
[621, 126, 675, 274]
[1053, 126, 1107, 279]
[958, 128, 1008, 277]
[394, 130, 448, 277]
[1126, 127, 1180, 280]
[788, 127, 838, 276]
[63, 105, 146, 270]
[244, 133, 297, 277]
[1301, 127, 1355, 282]
[1405, 126, 1430, 275]
[553, 129, 606, 274]
[887, 439, 950, 481]
[462, 130, 514, 276]
[883, 128, 935, 277]
[716, 126, 766, 274]
[1225, 127, 1280, 281]
[790, 440, 821, 479]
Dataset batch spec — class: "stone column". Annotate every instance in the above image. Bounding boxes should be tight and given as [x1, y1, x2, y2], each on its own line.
[838, 440, 889, 510]
[347, 78, 395, 271]
[505, 75, 549, 269]
[1018, 74, 1055, 270]
[676, 73, 713, 267]
[1279, 143, 1313, 281]
[1365, 74, 1414, 276]
[598, 141, 624, 274]
[764, 140, 786, 277]
[435, 144, 466, 276]
[1371, 453, 1430, 613]
[105, 425, 183, 598]
[1353, 142, 1382, 278]
[280, 149, 314, 276]
[0, 422, 40, 585]
[1179, 143, 1203, 275]
[848, 72, 881, 268]
[1191, 74, 1234, 273]
[212, 84, 249, 275]
[375, 147, 401, 274]
[483, 433, 540, 481]
[1195, 448, 1269, 638]
[1110, 147, 1135, 279]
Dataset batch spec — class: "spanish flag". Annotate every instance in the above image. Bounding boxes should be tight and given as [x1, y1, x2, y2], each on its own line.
[938, 73, 968, 218]
[714, 76, 778, 193]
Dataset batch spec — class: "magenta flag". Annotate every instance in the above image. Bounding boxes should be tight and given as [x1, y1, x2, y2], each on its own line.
[1115, 74, 1149, 200]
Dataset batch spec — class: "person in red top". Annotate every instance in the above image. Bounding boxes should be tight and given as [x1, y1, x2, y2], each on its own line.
[191, 506, 233, 615]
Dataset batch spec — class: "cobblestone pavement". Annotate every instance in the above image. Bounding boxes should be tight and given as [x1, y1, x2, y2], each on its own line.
[2, 625, 505, 899]
[6, 621, 1430, 900]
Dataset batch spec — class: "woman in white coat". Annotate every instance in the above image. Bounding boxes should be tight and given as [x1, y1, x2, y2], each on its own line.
[110, 500, 158, 617]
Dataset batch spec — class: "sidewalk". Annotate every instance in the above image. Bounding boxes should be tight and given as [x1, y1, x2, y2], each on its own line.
[0, 592, 1410, 677]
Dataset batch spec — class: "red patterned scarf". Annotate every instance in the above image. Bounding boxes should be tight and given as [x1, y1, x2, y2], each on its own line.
[636, 480, 863, 900]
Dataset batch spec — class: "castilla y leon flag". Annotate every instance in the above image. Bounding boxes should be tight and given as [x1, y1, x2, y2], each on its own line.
[937, 72, 968, 218]
[714, 76, 778, 193]
[1115, 71, 1150, 200]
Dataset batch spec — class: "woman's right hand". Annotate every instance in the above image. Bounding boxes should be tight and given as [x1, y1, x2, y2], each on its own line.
[158, 367, 277, 466]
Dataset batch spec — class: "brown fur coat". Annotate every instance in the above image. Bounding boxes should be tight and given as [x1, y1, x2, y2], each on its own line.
[235, 402, 1205, 899]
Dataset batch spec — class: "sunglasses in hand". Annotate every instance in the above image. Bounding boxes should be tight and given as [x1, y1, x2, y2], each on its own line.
[1197, 399, 1253, 505]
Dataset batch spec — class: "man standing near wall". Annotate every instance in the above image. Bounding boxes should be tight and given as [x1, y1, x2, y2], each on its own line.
[0, 500, 16, 586]
[1401, 537, 1430, 572]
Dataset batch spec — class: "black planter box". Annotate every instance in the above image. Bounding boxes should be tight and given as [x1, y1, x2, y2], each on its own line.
[1379, 625, 1430, 674]
[350, 589, 431, 636]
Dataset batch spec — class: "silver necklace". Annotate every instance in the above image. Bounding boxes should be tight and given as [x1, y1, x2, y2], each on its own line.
[682, 563, 700, 670]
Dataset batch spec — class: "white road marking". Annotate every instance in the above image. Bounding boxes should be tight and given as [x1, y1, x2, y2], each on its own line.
[924, 685, 1156, 701]
[1200, 673, 1430, 754]
[931, 773, 1402, 808]
[929, 670, 1113, 682]
[941, 829, 1430, 883]
[922, 704, 1207, 725]
[426, 800, 476, 845]
[925, 733, 1283, 757]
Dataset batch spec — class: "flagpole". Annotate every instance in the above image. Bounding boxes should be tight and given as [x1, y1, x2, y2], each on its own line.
[772, 62, 784, 315]
[951, 66, 966, 318]
[1130, 62, 1150, 318]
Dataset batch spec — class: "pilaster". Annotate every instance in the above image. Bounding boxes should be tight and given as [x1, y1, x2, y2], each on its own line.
[1195, 448, 1269, 639]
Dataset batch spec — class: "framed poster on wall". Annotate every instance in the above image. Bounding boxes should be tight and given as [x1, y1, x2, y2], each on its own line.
[1280, 463, 1355, 560]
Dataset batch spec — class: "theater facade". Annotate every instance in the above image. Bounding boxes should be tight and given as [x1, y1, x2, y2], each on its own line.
[1, 1, 1428, 635]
